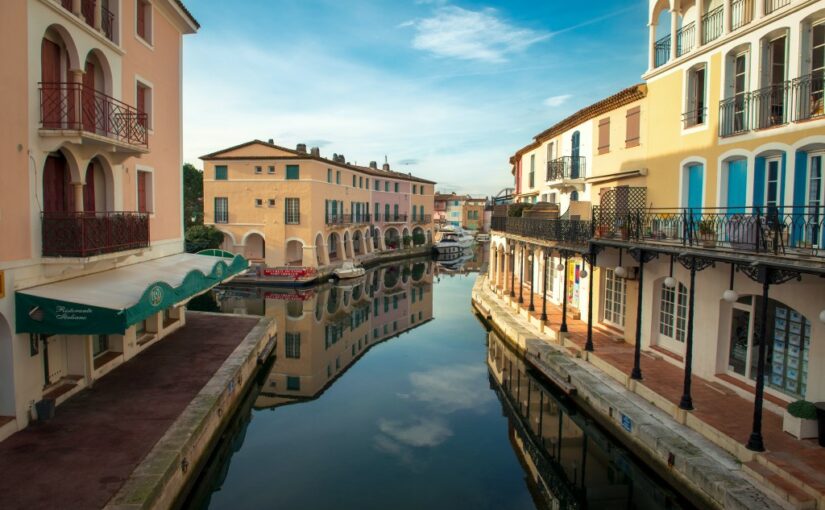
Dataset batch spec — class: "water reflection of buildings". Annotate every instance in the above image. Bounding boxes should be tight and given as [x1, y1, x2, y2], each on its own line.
[212, 260, 435, 409]
[487, 331, 692, 510]
[434, 243, 488, 277]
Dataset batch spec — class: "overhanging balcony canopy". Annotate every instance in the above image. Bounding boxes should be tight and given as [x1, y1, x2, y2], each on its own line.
[15, 252, 248, 335]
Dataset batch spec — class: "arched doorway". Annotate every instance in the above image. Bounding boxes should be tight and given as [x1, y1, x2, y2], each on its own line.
[315, 233, 326, 266]
[83, 157, 109, 213]
[43, 152, 74, 213]
[328, 232, 341, 262]
[412, 227, 425, 246]
[81, 50, 111, 134]
[353, 230, 363, 256]
[384, 228, 400, 250]
[244, 233, 265, 261]
[286, 239, 304, 266]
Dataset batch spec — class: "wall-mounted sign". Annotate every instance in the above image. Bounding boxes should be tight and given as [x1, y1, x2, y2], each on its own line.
[621, 413, 633, 432]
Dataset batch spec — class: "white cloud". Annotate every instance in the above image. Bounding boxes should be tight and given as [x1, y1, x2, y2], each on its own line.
[402, 6, 549, 63]
[543, 94, 572, 108]
[377, 418, 453, 447]
[409, 364, 494, 413]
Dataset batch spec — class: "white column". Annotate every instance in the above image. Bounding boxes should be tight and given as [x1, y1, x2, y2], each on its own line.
[72, 0, 82, 16]
[73, 182, 84, 212]
[755, 0, 765, 19]
[670, 8, 679, 61]
[94, 0, 102, 30]
[649, 23, 657, 70]
[695, 0, 704, 48]
[722, 0, 731, 35]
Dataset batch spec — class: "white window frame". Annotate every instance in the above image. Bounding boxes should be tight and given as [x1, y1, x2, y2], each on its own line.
[135, 0, 154, 49]
[602, 268, 626, 329]
[765, 156, 781, 208]
[285, 197, 300, 225]
[214, 197, 228, 224]
[134, 75, 154, 132]
[657, 281, 688, 353]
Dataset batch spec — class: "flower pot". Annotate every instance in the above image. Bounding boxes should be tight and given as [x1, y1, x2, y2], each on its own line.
[700, 233, 716, 248]
[35, 399, 55, 422]
[783, 410, 818, 439]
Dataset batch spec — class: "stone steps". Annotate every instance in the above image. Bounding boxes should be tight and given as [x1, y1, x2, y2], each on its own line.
[744, 460, 816, 509]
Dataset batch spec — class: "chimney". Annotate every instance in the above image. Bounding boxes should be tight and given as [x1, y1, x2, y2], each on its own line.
[338, 154, 346, 164]
[310, 147, 320, 157]
[267, 138, 274, 144]
[296, 143, 307, 153]
[382, 163, 390, 171]
[369, 161, 377, 169]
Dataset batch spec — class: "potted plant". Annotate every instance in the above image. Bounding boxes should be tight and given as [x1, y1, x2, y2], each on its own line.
[783, 400, 818, 439]
[697, 219, 717, 247]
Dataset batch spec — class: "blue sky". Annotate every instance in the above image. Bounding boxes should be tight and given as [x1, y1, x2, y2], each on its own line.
[182, 0, 649, 195]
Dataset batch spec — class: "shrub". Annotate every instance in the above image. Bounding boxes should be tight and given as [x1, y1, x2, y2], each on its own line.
[508, 203, 533, 217]
[185, 225, 225, 253]
[788, 400, 817, 420]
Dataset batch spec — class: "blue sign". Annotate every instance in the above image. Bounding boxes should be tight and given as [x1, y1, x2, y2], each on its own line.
[621, 413, 632, 432]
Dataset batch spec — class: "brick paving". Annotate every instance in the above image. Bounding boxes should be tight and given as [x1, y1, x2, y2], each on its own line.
[492, 277, 825, 499]
[0, 312, 259, 510]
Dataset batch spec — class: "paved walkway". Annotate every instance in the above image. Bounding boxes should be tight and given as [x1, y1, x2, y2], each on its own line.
[493, 277, 825, 503]
[0, 312, 259, 510]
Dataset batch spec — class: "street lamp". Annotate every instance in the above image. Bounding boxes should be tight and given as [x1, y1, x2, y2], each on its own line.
[614, 248, 626, 278]
[723, 263, 739, 303]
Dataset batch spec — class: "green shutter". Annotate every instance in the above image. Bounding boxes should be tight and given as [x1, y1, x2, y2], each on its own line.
[286, 165, 300, 180]
[215, 165, 228, 180]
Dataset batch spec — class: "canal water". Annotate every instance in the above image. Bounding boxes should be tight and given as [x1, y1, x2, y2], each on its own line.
[184, 256, 694, 510]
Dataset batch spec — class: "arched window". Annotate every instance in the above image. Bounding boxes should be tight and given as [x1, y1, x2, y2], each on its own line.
[658, 281, 688, 351]
[728, 296, 810, 398]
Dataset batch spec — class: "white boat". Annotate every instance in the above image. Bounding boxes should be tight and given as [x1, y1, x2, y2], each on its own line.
[333, 261, 366, 279]
[475, 233, 490, 242]
[433, 227, 475, 254]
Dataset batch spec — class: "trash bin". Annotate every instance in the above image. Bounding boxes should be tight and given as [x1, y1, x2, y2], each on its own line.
[815, 402, 825, 447]
[35, 399, 55, 422]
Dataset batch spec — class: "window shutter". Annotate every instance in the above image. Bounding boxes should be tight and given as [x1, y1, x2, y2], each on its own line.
[626, 106, 641, 148]
[138, 171, 147, 212]
[598, 118, 610, 154]
[137, 1, 146, 39]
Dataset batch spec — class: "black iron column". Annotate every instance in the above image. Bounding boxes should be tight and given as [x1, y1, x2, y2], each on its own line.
[678, 256, 714, 411]
[541, 250, 549, 321]
[560, 251, 569, 333]
[747, 268, 771, 452]
[630, 248, 657, 381]
[528, 248, 535, 312]
[518, 244, 524, 303]
[509, 243, 515, 297]
[736, 265, 799, 452]
[584, 248, 598, 352]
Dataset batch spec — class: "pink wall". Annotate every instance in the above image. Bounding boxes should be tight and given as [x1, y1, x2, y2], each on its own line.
[0, 0, 32, 262]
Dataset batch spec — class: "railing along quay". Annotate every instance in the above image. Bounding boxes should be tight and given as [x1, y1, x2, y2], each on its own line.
[592, 205, 824, 257]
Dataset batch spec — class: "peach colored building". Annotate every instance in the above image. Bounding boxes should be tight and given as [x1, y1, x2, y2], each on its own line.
[201, 140, 437, 269]
[0, 1, 244, 441]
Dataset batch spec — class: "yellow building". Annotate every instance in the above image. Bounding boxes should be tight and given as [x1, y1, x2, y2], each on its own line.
[201, 140, 436, 269]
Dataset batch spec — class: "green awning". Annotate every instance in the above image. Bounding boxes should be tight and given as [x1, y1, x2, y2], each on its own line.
[16, 252, 248, 335]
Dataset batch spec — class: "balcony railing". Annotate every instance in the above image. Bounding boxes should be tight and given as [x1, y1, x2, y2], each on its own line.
[654, 35, 671, 68]
[676, 22, 695, 57]
[81, 0, 95, 26]
[101, 4, 115, 41]
[792, 72, 825, 122]
[682, 107, 707, 128]
[373, 214, 408, 223]
[592, 205, 824, 258]
[39, 82, 148, 148]
[731, 0, 753, 31]
[752, 82, 791, 129]
[326, 214, 372, 225]
[765, 0, 790, 15]
[547, 156, 586, 181]
[42, 211, 150, 257]
[702, 6, 724, 45]
[490, 216, 591, 245]
[720, 80, 798, 137]
[413, 215, 432, 224]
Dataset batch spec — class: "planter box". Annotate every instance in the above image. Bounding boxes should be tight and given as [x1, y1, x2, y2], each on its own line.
[783, 410, 818, 439]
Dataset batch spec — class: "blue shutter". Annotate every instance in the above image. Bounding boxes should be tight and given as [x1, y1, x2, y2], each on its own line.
[753, 157, 766, 209]
[780, 152, 787, 208]
[791, 150, 808, 245]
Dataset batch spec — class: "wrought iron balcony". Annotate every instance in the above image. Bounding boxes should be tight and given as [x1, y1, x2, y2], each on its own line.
[326, 214, 371, 225]
[490, 216, 591, 245]
[731, 0, 753, 31]
[372, 214, 408, 223]
[58, 0, 116, 43]
[42, 211, 150, 257]
[413, 215, 432, 224]
[720, 80, 795, 137]
[592, 205, 824, 258]
[676, 22, 695, 57]
[702, 6, 723, 44]
[764, 0, 790, 15]
[792, 72, 825, 122]
[39, 82, 148, 148]
[654, 34, 671, 68]
[682, 107, 707, 128]
[547, 156, 586, 181]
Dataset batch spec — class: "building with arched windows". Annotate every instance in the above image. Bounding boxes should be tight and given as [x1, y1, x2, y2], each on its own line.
[0, 1, 248, 442]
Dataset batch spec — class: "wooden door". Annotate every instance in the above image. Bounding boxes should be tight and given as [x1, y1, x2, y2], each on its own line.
[43, 155, 72, 213]
[137, 171, 147, 213]
[82, 61, 96, 132]
[84, 163, 96, 213]
[41, 39, 62, 128]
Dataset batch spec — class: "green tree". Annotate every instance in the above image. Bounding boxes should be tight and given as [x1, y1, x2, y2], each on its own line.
[183, 163, 203, 228]
[185, 224, 224, 253]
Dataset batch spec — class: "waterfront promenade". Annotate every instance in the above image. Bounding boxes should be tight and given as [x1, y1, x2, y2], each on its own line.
[474, 275, 825, 509]
[0, 313, 260, 510]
